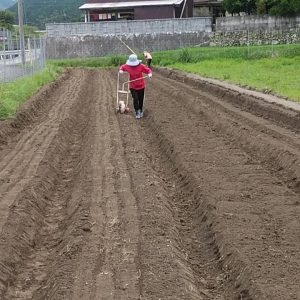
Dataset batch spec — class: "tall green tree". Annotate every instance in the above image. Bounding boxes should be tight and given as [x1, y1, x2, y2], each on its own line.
[222, 0, 242, 15]
[269, 0, 300, 16]
[223, 0, 257, 15]
[0, 10, 15, 30]
[241, 0, 257, 14]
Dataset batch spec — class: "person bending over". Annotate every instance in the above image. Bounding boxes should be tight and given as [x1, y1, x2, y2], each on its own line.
[143, 51, 152, 68]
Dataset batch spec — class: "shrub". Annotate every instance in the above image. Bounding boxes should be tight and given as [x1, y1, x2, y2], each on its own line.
[178, 48, 193, 63]
[109, 55, 124, 66]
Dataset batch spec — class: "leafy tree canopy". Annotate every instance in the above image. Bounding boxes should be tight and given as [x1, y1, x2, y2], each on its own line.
[269, 0, 300, 16]
[0, 10, 15, 30]
[223, 0, 300, 16]
[8, 0, 84, 29]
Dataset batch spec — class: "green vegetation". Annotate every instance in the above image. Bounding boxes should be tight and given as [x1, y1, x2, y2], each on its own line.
[0, 10, 14, 30]
[49, 44, 300, 102]
[154, 44, 300, 65]
[0, 64, 61, 119]
[8, 0, 84, 29]
[223, 0, 300, 16]
[49, 54, 127, 69]
[171, 57, 300, 101]
[154, 44, 300, 102]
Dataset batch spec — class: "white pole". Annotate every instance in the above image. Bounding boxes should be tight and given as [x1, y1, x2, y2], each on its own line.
[18, 0, 26, 65]
[180, 0, 187, 18]
[116, 36, 136, 54]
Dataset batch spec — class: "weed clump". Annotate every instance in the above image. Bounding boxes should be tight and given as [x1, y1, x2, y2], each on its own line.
[109, 55, 125, 66]
[178, 48, 192, 63]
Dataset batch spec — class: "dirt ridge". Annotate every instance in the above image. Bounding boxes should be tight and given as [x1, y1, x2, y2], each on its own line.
[156, 71, 300, 193]
[143, 113, 263, 299]
[157, 67, 300, 133]
[0, 68, 299, 299]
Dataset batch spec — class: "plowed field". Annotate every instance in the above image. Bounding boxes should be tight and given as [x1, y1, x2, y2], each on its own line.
[0, 68, 299, 300]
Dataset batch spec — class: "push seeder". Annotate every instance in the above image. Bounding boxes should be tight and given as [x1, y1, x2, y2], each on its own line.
[116, 72, 148, 114]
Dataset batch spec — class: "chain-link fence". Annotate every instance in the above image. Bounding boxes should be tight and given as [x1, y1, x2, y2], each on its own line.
[0, 30, 46, 83]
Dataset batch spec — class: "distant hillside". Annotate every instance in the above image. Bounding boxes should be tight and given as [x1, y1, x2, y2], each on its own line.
[0, 0, 15, 10]
[8, 0, 84, 29]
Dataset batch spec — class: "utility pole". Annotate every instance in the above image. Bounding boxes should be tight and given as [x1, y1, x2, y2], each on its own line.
[18, 0, 26, 65]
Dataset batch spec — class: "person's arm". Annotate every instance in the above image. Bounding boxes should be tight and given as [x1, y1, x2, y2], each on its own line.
[119, 64, 127, 73]
[141, 64, 152, 78]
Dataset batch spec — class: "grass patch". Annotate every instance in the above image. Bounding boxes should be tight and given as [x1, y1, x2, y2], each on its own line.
[49, 54, 127, 68]
[154, 44, 300, 65]
[0, 64, 62, 119]
[171, 57, 300, 101]
[153, 44, 300, 102]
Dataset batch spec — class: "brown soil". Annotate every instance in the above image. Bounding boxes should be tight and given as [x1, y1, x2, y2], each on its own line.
[0, 68, 299, 300]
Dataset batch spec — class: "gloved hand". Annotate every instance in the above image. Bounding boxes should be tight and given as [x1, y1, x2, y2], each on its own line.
[119, 70, 124, 74]
[148, 73, 152, 79]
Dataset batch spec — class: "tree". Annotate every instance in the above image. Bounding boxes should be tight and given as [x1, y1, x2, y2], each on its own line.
[0, 10, 15, 30]
[241, 0, 257, 14]
[256, 0, 300, 16]
[222, 0, 242, 15]
[269, 0, 300, 16]
[223, 0, 257, 15]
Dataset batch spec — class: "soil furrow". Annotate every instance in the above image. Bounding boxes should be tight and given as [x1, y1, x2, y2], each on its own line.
[0, 70, 85, 233]
[0, 68, 299, 300]
[0, 69, 94, 298]
[155, 74, 300, 193]
[105, 69, 230, 299]
[70, 70, 141, 299]
[143, 72, 300, 299]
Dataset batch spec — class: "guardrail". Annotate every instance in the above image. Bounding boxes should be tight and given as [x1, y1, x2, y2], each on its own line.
[0, 50, 30, 61]
[0, 37, 46, 83]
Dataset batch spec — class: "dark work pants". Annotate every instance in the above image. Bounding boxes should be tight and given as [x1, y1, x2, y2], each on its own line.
[146, 59, 152, 68]
[130, 88, 145, 112]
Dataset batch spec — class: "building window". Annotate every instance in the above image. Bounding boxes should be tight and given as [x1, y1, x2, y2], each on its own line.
[118, 11, 134, 20]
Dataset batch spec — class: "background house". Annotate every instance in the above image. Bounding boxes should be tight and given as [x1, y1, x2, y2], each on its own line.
[79, 0, 194, 22]
[193, 0, 224, 23]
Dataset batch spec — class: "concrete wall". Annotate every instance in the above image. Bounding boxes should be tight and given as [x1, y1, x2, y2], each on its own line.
[46, 17, 212, 37]
[46, 32, 211, 59]
[210, 28, 300, 46]
[45, 16, 300, 59]
[216, 15, 300, 32]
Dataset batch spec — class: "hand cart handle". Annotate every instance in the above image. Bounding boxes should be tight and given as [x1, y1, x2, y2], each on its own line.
[122, 76, 149, 91]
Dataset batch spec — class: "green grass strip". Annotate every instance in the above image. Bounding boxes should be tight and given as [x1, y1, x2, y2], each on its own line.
[154, 44, 300, 102]
[49, 54, 127, 68]
[0, 64, 62, 119]
[50, 44, 300, 102]
[154, 44, 300, 65]
[171, 56, 300, 102]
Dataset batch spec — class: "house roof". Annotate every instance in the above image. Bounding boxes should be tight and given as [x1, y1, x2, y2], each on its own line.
[79, 0, 184, 10]
[193, 0, 222, 4]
